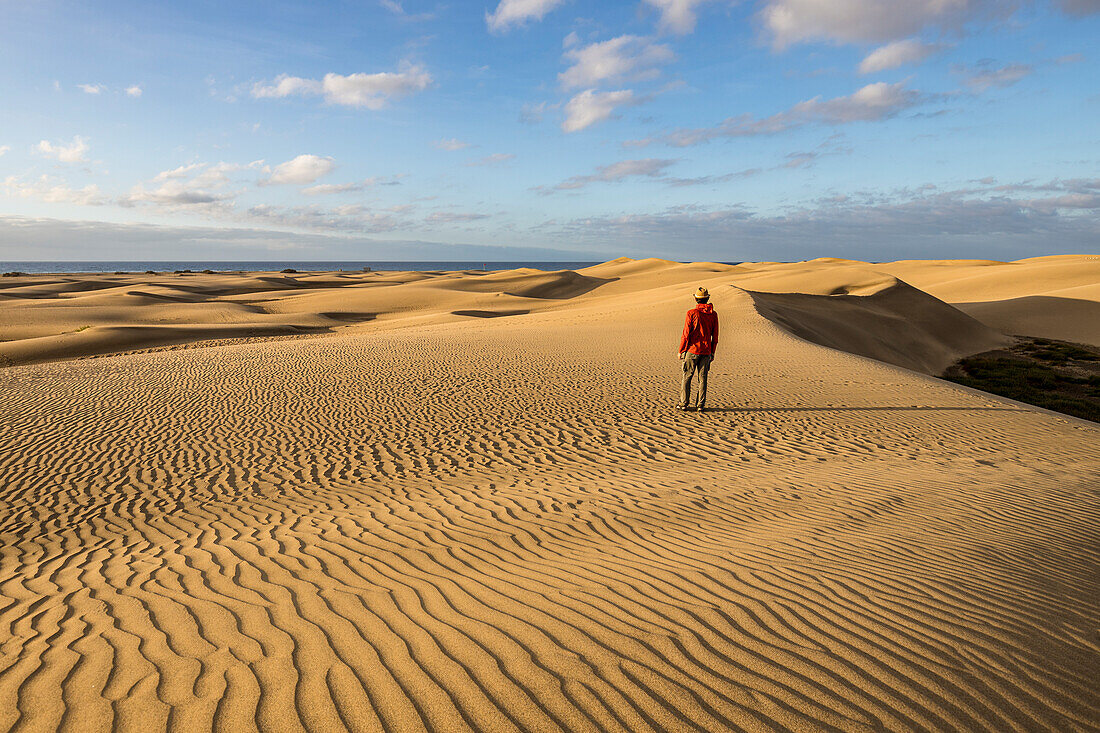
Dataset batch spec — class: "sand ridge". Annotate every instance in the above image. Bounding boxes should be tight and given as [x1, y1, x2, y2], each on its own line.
[1, 258, 1099, 731]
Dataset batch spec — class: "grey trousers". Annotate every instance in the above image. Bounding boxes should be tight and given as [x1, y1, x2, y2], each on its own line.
[680, 353, 713, 408]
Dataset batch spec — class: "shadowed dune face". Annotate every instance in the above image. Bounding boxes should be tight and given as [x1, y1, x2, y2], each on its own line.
[451, 309, 531, 318]
[745, 279, 1012, 375]
[0, 258, 1099, 730]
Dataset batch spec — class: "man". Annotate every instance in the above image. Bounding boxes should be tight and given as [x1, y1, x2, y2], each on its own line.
[678, 286, 719, 412]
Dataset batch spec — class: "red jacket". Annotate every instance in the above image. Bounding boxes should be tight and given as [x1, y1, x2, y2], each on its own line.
[680, 303, 719, 355]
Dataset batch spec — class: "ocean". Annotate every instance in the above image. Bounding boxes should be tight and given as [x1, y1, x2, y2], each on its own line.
[0, 261, 603, 275]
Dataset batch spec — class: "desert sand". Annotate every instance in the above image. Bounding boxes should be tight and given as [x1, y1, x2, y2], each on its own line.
[1, 256, 1098, 731]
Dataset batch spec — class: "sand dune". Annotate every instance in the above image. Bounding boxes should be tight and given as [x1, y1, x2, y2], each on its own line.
[957, 293, 1100, 346]
[421, 269, 613, 299]
[745, 278, 1011, 374]
[1, 259, 1098, 731]
[876, 256, 1100, 345]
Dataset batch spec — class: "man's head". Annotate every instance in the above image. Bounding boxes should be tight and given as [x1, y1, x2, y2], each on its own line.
[694, 286, 709, 304]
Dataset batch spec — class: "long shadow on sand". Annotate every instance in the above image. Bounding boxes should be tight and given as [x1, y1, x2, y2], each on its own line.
[704, 406, 1032, 413]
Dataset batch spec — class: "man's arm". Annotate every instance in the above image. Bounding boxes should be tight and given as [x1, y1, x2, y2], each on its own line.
[712, 314, 718, 355]
[679, 311, 692, 357]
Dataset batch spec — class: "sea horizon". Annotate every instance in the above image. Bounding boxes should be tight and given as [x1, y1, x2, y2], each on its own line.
[1, 260, 606, 275]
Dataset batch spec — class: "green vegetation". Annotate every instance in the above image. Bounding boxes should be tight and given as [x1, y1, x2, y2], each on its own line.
[1017, 338, 1099, 363]
[943, 337, 1100, 423]
[72, 325, 92, 333]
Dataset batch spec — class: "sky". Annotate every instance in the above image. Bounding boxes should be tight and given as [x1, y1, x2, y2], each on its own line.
[1, 0, 1098, 262]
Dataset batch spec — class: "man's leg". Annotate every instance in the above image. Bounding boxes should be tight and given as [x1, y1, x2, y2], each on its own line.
[679, 355, 696, 409]
[697, 354, 713, 409]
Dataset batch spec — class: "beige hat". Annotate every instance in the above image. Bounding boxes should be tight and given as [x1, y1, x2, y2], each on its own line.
[694, 286, 709, 299]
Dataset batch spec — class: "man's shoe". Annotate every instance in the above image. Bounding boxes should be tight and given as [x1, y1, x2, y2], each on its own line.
[675, 404, 691, 411]
[697, 405, 706, 413]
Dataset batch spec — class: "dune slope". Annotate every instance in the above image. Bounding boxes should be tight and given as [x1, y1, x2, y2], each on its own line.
[876, 256, 1100, 346]
[745, 278, 1012, 374]
[0, 263, 1098, 732]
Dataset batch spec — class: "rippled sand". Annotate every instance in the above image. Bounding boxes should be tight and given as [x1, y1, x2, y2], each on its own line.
[2, 257, 1098, 731]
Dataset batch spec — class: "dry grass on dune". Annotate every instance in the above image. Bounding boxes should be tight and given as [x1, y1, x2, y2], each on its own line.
[0, 257, 1099, 731]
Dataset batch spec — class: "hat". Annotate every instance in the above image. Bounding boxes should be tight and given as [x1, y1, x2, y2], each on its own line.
[694, 287, 709, 299]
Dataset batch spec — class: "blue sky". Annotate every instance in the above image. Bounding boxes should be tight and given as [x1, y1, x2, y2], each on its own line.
[1, 0, 1098, 261]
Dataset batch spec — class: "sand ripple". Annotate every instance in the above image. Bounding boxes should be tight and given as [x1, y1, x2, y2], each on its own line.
[1, 272, 1099, 731]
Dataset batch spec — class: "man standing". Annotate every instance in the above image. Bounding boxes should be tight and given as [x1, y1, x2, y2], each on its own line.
[678, 287, 719, 412]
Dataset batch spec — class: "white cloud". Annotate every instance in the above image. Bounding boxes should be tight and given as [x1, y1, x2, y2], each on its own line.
[35, 136, 90, 162]
[630, 81, 922, 146]
[153, 163, 207, 181]
[759, 0, 1004, 48]
[78, 83, 105, 94]
[554, 158, 678, 190]
[799, 82, 923, 121]
[466, 153, 516, 166]
[252, 64, 431, 109]
[0, 146, 9, 157]
[486, 0, 565, 32]
[643, 0, 711, 35]
[126, 85, 143, 97]
[562, 89, 640, 132]
[955, 61, 1033, 91]
[2, 175, 106, 205]
[301, 178, 399, 195]
[434, 138, 471, 151]
[264, 154, 336, 185]
[425, 211, 491, 224]
[859, 39, 941, 74]
[121, 160, 265, 208]
[559, 35, 674, 89]
[323, 67, 432, 108]
[122, 182, 228, 206]
[252, 75, 322, 99]
[302, 182, 365, 196]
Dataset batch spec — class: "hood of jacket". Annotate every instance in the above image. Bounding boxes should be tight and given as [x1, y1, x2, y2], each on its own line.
[694, 302, 714, 314]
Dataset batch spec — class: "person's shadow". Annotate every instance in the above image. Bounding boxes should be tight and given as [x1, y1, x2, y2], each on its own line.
[704, 406, 1030, 413]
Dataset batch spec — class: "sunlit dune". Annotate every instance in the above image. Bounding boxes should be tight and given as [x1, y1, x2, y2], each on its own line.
[1, 257, 1098, 731]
